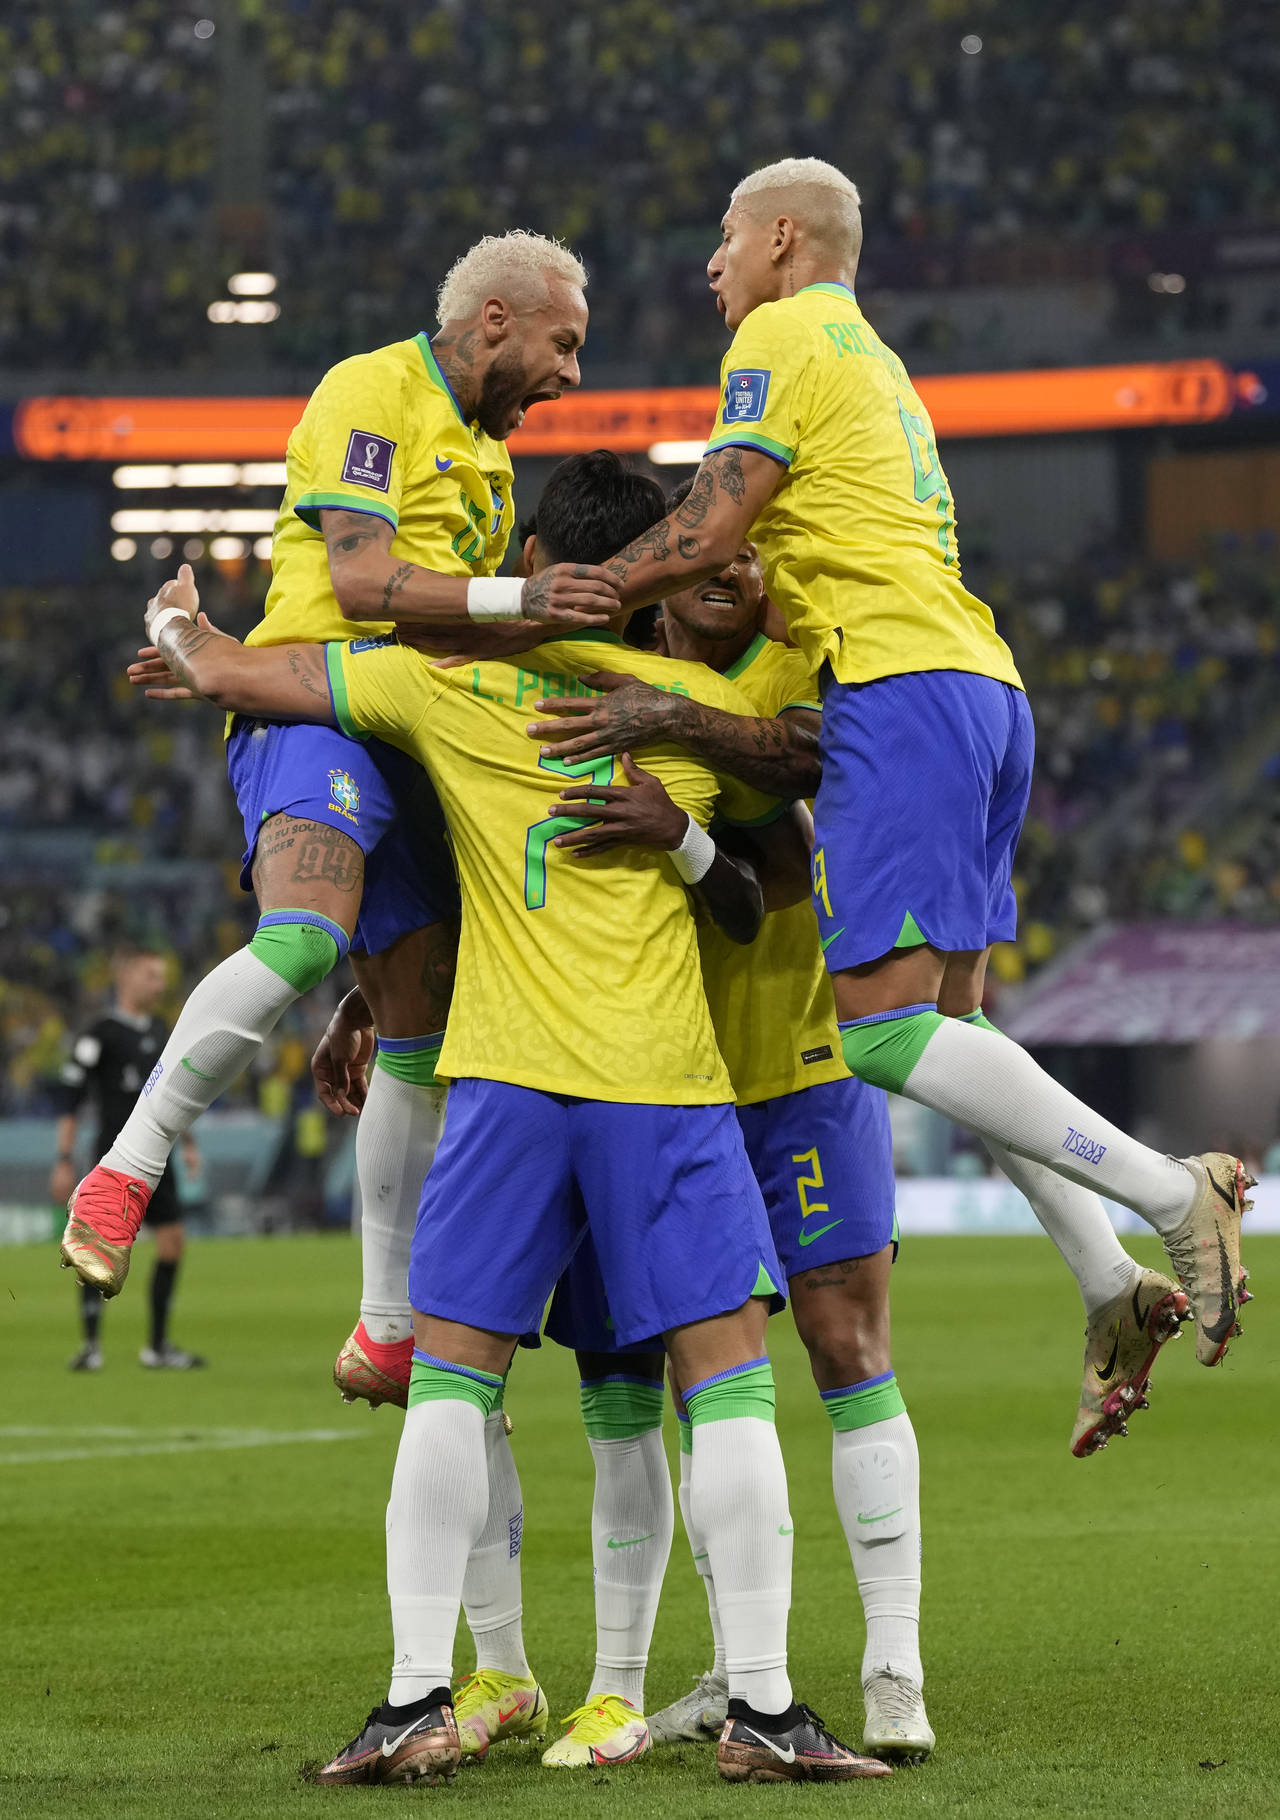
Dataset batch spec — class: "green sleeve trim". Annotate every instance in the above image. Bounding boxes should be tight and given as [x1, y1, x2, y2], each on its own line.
[295, 492, 399, 533]
[780, 698, 822, 714]
[323, 643, 368, 742]
[704, 429, 794, 467]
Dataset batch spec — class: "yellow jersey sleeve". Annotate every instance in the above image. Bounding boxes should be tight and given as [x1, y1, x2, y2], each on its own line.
[292, 351, 411, 533]
[704, 310, 816, 470]
[721, 633, 821, 715]
[324, 636, 444, 752]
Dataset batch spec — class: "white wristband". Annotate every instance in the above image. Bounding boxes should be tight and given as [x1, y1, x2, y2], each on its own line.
[466, 576, 526, 622]
[150, 605, 192, 641]
[670, 813, 717, 885]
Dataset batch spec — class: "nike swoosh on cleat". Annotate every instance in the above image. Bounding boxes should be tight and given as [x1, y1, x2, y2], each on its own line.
[742, 1726, 796, 1764]
[381, 1718, 428, 1757]
[1096, 1328, 1121, 1383]
[856, 1506, 903, 1525]
[819, 927, 846, 952]
[798, 1220, 843, 1246]
[1208, 1168, 1238, 1212]
[607, 1533, 655, 1549]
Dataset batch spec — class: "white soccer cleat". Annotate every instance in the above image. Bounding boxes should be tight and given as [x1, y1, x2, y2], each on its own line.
[862, 1669, 934, 1764]
[647, 1671, 729, 1744]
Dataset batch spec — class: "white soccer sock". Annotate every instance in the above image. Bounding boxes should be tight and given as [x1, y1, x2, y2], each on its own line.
[387, 1398, 489, 1703]
[584, 1431, 674, 1709]
[357, 1065, 443, 1345]
[461, 1411, 530, 1678]
[690, 1416, 793, 1716]
[677, 1443, 727, 1683]
[832, 1412, 923, 1687]
[984, 1137, 1138, 1315]
[102, 949, 301, 1187]
[903, 1018, 1195, 1232]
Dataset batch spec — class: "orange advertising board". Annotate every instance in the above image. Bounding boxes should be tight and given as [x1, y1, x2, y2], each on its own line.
[12, 360, 1235, 462]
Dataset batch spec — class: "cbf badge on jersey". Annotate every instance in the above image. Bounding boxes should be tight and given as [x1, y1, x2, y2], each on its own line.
[722, 368, 771, 423]
[341, 430, 396, 491]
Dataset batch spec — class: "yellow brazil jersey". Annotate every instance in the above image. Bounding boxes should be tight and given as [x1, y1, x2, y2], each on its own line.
[695, 634, 847, 1103]
[703, 285, 1022, 691]
[248, 332, 514, 651]
[325, 630, 783, 1105]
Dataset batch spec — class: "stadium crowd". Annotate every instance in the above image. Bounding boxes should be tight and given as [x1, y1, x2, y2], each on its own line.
[3, 0, 1279, 373]
[5, 541, 1278, 1111]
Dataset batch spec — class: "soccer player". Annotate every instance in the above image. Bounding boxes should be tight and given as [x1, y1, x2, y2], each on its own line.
[137, 453, 890, 1785]
[537, 511, 930, 1761]
[63, 232, 619, 1414]
[51, 946, 205, 1371]
[584, 156, 1252, 1429]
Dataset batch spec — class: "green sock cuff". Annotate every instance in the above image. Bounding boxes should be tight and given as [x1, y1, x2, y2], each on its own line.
[963, 1009, 999, 1035]
[822, 1372, 907, 1432]
[685, 1359, 776, 1427]
[249, 912, 345, 993]
[839, 1003, 946, 1094]
[579, 1375, 666, 1440]
[676, 1412, 692, 1455]
[408, 1353, 504, 1417]
[375, 1035, 445, 1088]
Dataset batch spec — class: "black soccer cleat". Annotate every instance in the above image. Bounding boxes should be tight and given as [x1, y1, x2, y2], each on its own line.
[716, 1698, 892, 1782]
[313, 1692, 460, 1785]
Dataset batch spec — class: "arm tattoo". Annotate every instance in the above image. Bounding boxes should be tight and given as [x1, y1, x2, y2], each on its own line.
[710, 447, 747, 504]
[664, 700, 821, 800]
[286, 647, 330, 701]
[380, 562, 415, 616]
[156, 619, 220, 694]
[608, 448, 751, 590]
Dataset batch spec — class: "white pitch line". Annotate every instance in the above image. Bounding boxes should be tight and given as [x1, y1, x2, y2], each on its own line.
[0, 1426, 373, 1466]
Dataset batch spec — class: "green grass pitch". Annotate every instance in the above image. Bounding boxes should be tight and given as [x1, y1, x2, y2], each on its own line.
[1, 1232, 1275, 1819]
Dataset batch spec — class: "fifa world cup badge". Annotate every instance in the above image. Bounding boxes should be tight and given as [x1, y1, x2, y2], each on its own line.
[328, 769, 360, 822]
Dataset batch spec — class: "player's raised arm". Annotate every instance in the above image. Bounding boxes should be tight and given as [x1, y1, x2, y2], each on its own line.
[143, 566, 337, 725]
[527, 669, 820, 800]
[601, 446, 784, 606]
[320, 508, 621, 634]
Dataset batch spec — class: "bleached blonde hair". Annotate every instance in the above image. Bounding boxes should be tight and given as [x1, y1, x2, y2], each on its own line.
[731, 157, 863, 260]
[435, 231, 587, 325]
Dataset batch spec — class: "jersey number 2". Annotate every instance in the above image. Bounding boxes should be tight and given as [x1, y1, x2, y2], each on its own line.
[524, 752, 615, 910]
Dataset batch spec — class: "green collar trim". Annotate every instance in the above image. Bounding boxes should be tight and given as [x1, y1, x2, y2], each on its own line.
[799, 281, 857, 301]
[722, 632, 768, 681]
[415, 331, 467, 426]
[553, 628, 626, 646]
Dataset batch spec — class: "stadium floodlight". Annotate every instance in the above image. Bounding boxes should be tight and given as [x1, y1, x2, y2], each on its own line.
[228, 273, 277, 297]
[209, 536, 247, 560]
[207, 299, 281, 324]
[253, 537, 274, 561]
[960, 33, 983, 53]
[114, 465, 175, 488]
[240, 462, 288, 487]
[648, 441, 706, 465]
[110, 537, 137, 561]
[150, 538, 173, 559]
[174, 464, 241, 488]
[111, 508, 279, 535]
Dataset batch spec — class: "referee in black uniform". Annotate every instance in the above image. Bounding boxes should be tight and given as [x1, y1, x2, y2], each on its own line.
[51, 946, 207, 1371]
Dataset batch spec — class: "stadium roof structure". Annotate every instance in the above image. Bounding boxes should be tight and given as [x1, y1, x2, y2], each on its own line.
[1000, 922, 1280, 1045]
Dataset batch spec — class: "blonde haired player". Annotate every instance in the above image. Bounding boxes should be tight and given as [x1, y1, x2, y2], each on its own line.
[589, 156, 1252, 1452]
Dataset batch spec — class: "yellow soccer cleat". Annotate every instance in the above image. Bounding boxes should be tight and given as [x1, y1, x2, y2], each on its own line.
[541, 1696, 651, 1769]
[454, 1668, 548, 1760]
[1162, 1153, 1255, 1367]
[1071, 1268, 1189, 1458]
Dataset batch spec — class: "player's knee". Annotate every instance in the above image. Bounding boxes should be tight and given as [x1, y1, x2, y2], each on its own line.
[839, 1004, 946, 1094]
[248, 912, 350, 995]
[799, 1309, 890, 1393]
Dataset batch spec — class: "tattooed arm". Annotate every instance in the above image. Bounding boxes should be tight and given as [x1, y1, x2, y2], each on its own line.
[143, 565, 336, 723]
[527, 673, 821, 800]
[602, 446, 785, 604]
[320, 509, 619, 630]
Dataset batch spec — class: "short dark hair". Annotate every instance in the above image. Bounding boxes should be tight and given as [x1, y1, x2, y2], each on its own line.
[532, 451, 666, 567]
[666, 476, 695, 513]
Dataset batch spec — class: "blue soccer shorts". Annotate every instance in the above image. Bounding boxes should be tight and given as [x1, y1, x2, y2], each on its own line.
[411, 1078, 784, 1350]
[226, 718, 458, 957]
[811, 669, 1034, 971]
[736, 1073, 897, 1280]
